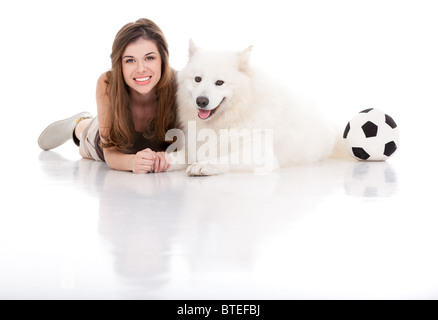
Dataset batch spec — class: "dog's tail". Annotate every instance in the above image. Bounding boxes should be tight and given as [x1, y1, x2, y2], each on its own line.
[329, 127, 351, 160]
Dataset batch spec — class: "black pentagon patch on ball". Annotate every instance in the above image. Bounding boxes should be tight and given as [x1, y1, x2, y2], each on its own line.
[360, 108, 374, 113]
[343, 122, 351, 139]
[385, 114, 397, 129]
[384, 141, 397, 157]
[352, 147, 370, 160]
[362, 121, 378, 138]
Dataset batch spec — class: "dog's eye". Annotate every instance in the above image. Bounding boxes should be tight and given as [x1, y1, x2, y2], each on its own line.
[195, 77, 202, 83]
[215, 80, 225, 86]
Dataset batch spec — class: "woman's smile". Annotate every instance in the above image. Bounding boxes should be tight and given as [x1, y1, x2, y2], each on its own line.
[134, 76, 152, 85]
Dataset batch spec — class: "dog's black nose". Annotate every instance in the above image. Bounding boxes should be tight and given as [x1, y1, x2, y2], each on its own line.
[196, 96, 209, 109]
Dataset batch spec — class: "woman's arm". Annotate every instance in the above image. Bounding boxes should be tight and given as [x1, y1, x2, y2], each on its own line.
[105, 146, 156, 173]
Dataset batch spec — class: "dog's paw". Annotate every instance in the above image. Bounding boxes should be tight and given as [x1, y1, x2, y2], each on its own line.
[186, 163, 225, 176]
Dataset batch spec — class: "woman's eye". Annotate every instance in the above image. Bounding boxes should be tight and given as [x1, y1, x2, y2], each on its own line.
[215, 80, 225, 86]
[146, 56, 155, 61]
[125, 59, 135, 63]
[195, 77, 202, 83]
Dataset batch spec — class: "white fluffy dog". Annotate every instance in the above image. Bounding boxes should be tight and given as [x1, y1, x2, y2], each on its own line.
[167, 41, 337, 176]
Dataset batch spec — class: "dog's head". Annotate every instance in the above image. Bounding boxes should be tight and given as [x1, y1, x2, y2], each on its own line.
[177, 40, 253, 121]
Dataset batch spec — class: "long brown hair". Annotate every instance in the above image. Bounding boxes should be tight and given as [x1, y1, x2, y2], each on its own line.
[101, 18, 178, 150]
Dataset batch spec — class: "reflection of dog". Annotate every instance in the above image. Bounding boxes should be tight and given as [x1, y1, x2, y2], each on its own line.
[170, 40, 337, 176]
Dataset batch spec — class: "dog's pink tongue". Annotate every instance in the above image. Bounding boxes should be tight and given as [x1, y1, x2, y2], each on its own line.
[198, 109, 211, 120]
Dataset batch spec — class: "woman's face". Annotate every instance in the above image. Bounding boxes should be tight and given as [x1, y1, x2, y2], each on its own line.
[122, 38, 162, 97]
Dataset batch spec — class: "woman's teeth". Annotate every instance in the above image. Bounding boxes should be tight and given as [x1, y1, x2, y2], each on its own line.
[135, 77, 151, 81]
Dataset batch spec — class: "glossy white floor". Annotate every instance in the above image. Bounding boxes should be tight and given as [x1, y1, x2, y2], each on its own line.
[1, 131, 437, 299]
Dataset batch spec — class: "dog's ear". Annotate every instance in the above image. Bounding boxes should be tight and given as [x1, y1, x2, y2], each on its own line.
[189, 39, 199, 60]
[238, 46, 253, 72]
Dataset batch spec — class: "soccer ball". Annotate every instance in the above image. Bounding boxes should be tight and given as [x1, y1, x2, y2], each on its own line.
[343, 108, 400, 161]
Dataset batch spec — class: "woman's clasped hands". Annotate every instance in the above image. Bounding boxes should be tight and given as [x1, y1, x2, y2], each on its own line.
[132, 148, 171, 174]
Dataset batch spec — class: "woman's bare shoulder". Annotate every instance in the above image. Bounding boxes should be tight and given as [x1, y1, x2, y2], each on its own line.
[96, 72, 110, 96]
[96, 72, 111, 135]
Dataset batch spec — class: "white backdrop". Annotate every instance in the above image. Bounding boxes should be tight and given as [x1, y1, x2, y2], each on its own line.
[0, 0, 437, 157]
[1, 0, 438, 300]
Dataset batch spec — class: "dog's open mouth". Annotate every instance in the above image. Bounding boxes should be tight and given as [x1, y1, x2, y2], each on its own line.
[198, 98, 225, 120]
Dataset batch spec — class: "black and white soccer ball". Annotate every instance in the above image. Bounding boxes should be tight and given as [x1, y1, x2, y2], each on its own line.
[343, 108, 400, 161]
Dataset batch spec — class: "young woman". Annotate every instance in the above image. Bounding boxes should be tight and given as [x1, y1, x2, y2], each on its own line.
[38, 18, 179, 174]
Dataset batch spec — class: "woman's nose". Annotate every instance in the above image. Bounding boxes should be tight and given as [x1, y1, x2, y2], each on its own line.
[137, 61, 148, 73]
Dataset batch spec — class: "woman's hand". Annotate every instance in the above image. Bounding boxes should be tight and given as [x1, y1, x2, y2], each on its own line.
[153, 152, 171, 173]
[132, 149, 171, 174]
[132, 148, 156, 174]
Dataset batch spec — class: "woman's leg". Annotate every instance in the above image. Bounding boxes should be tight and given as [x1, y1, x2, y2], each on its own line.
[77, 118, 104, 161]
[74, 118, 93, 142]
[75, 118, 93, 159]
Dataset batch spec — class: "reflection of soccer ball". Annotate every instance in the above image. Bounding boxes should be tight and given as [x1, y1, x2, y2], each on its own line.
[344, 162, 398, 198]
[343, 108, 400, 161]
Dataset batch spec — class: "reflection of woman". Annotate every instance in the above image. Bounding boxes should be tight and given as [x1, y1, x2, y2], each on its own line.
[38, 18, 179, 174]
